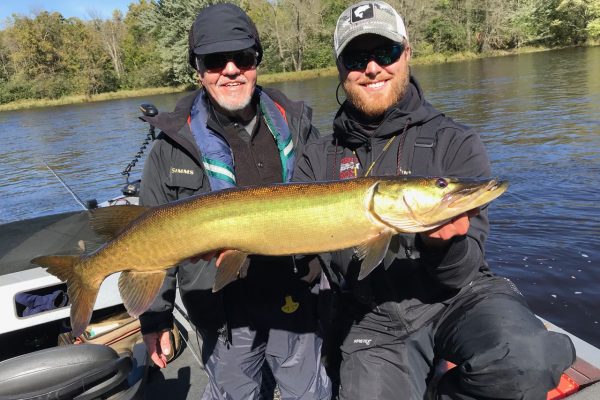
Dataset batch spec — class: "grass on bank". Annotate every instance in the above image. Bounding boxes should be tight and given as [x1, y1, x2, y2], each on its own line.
[0, 45, 587, 112]
[0, 86, 186, 112]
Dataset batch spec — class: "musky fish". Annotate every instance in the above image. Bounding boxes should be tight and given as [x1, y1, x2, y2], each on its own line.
[31, 176, 508, 336]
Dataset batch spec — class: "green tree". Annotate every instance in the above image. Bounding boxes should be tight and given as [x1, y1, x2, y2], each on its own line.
[529, 0, 596, 45]
[585, 0, 600, 40]
[247, 0, 343, 73]
[10, 12, 65, 78]
[0, 30, 12, 83]
[0, 12, 117, 102]
[66, 18, 118, 96]
[121, 0, 166, 88]
[142, 0, 230, 86]
[424, 0, 469, 52]
[5, 12, 75, 99]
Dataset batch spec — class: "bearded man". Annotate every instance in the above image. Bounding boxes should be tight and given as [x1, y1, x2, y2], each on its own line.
[293, 1, 575, 399]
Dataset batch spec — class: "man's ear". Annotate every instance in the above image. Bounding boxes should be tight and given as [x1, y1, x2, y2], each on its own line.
[405, 44, 412, 63]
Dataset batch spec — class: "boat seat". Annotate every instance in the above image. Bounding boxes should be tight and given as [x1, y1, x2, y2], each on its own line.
[0, 343, 131, 400]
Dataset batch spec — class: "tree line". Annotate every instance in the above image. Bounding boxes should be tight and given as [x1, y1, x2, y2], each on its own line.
[1, 0, 599, 104]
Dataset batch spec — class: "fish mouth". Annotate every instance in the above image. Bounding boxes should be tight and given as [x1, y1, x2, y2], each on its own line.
[402, 179, 507, 229]
[444, 179, 505, 208]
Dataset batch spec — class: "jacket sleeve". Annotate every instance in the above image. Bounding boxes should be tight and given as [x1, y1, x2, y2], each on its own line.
[418, 127, 492, 289]
[292, 138, 330, 183]
[138, 137, 178, 334]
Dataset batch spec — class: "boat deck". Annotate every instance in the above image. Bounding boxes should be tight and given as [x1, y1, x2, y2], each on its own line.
[570, 384, 600, 399]
[144, 305, 600, 400]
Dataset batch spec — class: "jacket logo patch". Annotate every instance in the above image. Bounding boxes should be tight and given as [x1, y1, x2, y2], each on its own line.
[281, 295, 299, 314]
[353, 338, 373, 345]
[339, 156, 360, 180]
[171, 167, 194, 175]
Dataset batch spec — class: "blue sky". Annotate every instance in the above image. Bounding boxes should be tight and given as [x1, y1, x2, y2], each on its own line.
[1, 0, 132, 25]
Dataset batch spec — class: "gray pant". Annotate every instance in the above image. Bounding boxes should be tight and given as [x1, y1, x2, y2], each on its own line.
[338, 276, 575, 400]
[201, 327, 331, 400]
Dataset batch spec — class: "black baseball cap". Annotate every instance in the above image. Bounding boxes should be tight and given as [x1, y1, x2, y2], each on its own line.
[188, 3, 263, 69]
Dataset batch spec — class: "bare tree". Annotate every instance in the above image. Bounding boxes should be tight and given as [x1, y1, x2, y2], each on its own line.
[89, 9, 125, 79]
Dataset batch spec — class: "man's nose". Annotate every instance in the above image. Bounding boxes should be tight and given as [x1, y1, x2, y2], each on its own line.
[222, 60, 241, 76]
[364, 59, 383, 76]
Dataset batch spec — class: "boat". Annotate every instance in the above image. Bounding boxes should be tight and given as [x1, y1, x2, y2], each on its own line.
[0, 107, 154, 399]
[0, 103, 598, 400]
[0, 188, 150, 400]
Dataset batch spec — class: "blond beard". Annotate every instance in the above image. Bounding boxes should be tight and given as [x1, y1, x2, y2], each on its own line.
[343, 66, 410, 118]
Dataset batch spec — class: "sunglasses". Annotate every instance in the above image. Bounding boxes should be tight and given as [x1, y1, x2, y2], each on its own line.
[200, 49, 258, 71]
[341, 43, 404, 71]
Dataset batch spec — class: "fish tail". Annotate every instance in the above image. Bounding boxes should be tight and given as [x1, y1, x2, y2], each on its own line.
[31, 255, 101, 337]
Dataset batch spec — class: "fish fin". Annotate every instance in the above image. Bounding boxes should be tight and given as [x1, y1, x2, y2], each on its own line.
[213, 251, 249, 292]
[80, 238, 105, 256]
[379, 214, 422, 232]
[118, 270, 167, 318]
[356, 232, 393, 280]
[31, 255, 100, 337]
[31, 255, 79, 280]
[383, 235, 400, 269]
[88, 205, 150, 240]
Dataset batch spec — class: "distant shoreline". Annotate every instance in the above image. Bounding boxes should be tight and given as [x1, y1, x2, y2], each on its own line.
[0, 45, 590, 112]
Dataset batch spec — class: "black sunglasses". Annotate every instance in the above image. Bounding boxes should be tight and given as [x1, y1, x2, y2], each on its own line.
[341, 43, 404, 71]
[200, 49, 258, 71]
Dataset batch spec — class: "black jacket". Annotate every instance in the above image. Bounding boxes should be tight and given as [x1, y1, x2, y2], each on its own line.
[293, 76, 493, 327]
[138, 87, 320, 334]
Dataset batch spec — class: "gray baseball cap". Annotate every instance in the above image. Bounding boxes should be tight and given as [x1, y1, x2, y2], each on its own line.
[334, 1, 408, 58]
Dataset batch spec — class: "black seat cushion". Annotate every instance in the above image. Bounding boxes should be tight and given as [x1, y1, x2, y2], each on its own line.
[0, 343, 131, 400]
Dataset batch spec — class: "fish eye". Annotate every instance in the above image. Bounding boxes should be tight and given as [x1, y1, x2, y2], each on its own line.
[435, 178, 448, 188]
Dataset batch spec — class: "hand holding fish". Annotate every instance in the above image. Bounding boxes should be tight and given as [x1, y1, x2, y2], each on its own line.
[419, 208, 480, 247]
[191, 250, 233, 266]
[142, 329, 171, 368]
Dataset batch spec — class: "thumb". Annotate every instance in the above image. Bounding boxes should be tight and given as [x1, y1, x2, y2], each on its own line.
[159, 330, 172, 356]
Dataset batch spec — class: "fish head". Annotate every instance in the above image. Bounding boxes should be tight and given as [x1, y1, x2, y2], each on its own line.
[370, 176, 508, 232]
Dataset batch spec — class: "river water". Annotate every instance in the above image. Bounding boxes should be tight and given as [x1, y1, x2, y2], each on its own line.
[1, 46, 599, 347]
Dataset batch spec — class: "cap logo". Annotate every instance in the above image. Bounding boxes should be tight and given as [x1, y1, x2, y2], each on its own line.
[351, 4, 373, 22]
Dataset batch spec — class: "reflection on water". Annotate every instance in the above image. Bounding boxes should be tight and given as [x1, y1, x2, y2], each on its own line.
[1, 47, 599, 346]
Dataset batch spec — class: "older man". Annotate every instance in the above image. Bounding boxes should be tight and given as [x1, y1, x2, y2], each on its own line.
[138, 4, 331, 399]
[293, 1, 575, 399]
